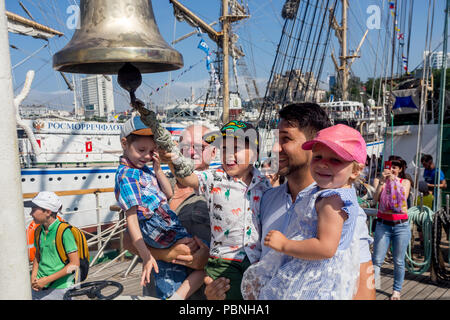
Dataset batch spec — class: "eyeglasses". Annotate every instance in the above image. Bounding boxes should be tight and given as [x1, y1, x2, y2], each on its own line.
[179, 143, 208, 154]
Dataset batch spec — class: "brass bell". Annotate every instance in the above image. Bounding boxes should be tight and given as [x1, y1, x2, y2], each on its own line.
[53, 0, 183, 74]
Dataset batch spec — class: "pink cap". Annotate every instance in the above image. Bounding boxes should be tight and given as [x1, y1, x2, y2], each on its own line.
[302, 124, 367, 164]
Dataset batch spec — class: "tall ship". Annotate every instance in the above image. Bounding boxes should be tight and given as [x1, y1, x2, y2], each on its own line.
[10, 2, 223, 231]
[2, 0, 449, 299]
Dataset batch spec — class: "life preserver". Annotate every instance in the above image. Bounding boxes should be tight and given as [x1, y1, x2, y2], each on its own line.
[26, 215, 64, 262]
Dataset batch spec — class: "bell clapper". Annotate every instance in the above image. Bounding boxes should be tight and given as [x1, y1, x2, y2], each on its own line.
[117, 63, 150, 116]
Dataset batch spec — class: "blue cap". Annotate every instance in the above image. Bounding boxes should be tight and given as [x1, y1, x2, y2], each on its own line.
[120, 116, 153, 139]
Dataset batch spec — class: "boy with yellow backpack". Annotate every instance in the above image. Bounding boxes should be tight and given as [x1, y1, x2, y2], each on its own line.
[26, 191, 89, 300]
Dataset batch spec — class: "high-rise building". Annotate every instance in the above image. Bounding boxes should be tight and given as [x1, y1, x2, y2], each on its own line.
[79, 75, 115, 118]
[423, 51, 450, 69]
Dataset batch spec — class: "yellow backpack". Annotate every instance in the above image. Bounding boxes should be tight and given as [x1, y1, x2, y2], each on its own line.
[35, 222, 90, 282]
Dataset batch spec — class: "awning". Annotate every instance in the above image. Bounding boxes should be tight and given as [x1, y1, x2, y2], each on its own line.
[391, 88, 420, 115]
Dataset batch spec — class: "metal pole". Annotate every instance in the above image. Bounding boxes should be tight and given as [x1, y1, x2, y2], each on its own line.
[95, 192, 103, 258]
[341, 0, 348, 100]
[434, 0, 449, 211]
[0, 0, 32, 299]
[222, 0, 230, 123]
[119, 210, 125, 262]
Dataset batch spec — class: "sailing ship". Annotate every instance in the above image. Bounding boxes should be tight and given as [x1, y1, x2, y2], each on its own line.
[13, 0, 386, 232]
[256, 0, 386, 162]
[11, 0, 251, 232]
[4, 0, 448, 299]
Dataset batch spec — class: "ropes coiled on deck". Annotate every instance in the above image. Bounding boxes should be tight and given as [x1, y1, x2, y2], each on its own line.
[405, 205, 434, 275]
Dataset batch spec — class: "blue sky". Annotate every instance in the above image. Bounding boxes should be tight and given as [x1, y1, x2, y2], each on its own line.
[5, 0, 447, 112]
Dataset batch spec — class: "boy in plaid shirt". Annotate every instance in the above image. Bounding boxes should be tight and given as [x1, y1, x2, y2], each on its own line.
[115, 116, 204, 300]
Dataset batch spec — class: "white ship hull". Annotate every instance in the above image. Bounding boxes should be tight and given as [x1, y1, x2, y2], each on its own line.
[22, 166, 118, 230]
[20, 118, 219, 231]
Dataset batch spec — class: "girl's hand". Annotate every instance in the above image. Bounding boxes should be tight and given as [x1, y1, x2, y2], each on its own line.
[264, 230, 288, 253]
[141, 255, 159, 287]
[381, 169, 392, 182]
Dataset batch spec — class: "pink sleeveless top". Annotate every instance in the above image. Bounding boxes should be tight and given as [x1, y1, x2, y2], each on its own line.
[377, 178, 409, 221]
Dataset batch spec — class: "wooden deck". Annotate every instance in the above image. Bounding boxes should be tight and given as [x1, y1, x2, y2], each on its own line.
[376, 264, 450, 300]
[75, 256, 450, 300]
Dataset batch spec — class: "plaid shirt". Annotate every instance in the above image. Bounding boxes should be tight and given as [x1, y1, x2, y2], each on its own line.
[115, 156, 184, 246]
[115, 157, 169, 219]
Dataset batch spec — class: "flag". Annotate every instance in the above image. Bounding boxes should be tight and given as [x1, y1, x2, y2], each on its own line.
[197, 39, 210, 55]
[389, 2, 395, 9]
[206, 55, 212, 71]
[197, 38, 220, 94]
[402, 54, 409, 73]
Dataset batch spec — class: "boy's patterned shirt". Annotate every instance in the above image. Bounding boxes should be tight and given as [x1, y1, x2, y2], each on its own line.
[115, 156, 169, 221]
[196, 166, 272, 263]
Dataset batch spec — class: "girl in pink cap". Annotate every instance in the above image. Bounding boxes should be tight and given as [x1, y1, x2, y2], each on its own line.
[241, 124, 366, 300]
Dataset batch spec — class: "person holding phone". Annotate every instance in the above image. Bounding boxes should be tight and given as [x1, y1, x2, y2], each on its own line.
[372, 155, 411, 300]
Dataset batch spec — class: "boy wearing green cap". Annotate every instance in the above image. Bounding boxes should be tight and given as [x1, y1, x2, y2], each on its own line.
[161, 120, 272, 300]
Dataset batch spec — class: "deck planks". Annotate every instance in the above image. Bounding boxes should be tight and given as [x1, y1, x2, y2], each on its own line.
[72, 257, 450, 300]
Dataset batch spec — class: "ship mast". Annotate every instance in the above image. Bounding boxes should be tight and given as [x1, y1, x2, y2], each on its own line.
[169, 0, 249, 123]
[330, 0, 366, 100]
[222, 0, 231, 123]
[340, 0, 349, 100]
[6, 10, 63, 39]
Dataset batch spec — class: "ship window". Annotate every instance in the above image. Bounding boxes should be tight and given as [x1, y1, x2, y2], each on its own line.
[17, 130, 27, 138]
[49, 178, 53, 181]
[57, 177, 62, 181]
[30, 178, 35, 182]
[105, 175, 110, 179]
[82, 176, 87, 180]
[74, 177, 78, 180]
[22, 178, 25, 182]
[98, 176, 102, 179]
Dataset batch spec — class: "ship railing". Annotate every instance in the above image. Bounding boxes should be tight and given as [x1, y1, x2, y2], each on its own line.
[24, 188, 139, 278]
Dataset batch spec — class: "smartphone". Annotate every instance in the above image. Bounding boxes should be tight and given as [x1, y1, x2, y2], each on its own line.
[384, 161, 392, 170]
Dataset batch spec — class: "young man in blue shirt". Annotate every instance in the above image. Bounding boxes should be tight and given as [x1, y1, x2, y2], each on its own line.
[421, 154, 447, 192]
[204, 103, 376, 300]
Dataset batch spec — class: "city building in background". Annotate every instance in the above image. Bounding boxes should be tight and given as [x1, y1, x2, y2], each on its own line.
[78, 75, 115, 119]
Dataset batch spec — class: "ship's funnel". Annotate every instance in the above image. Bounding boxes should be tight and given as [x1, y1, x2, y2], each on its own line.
[53, 0, 183, 74]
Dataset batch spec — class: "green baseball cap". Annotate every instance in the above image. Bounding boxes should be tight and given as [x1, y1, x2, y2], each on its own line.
[203, 120, 259, 150]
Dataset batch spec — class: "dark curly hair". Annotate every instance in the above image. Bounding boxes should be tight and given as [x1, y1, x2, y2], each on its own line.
[279, 102, 332, 139]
